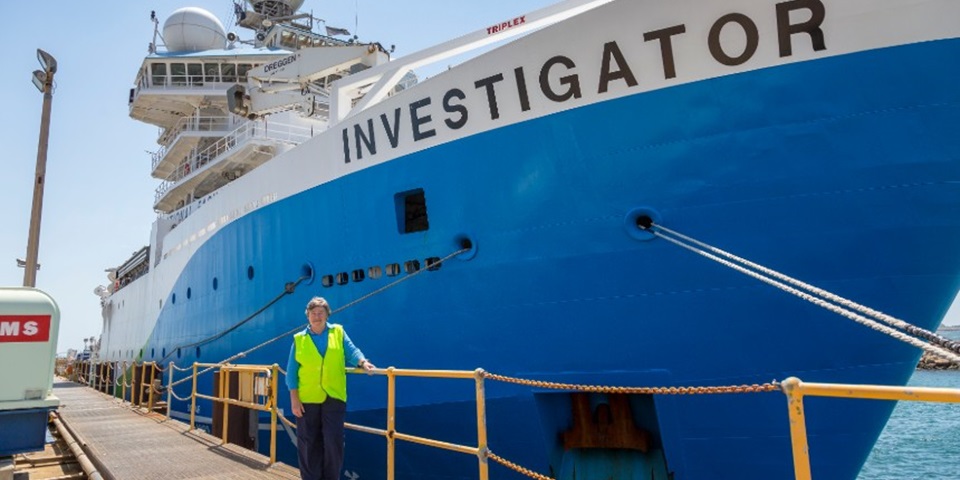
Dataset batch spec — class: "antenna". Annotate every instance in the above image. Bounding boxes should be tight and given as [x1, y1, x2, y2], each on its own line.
[149, 10, 160, 53]
[354, 0, 359, 37]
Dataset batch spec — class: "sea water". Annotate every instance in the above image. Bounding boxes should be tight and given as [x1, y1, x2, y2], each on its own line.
[858, 330, 960, 480]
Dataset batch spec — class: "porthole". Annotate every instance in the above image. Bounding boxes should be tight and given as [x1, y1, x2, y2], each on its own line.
[336, 272, 349, 285]
[213, 277, 218, 290]
[386, 263, 401, 277]
[368, 266, 382, 279]
[352, 269, 365, 282]
[321, 275, 334, 288]
[404, 260, 421, 274]
[425, 257, 442, 271]
[247, 266, 255, 280]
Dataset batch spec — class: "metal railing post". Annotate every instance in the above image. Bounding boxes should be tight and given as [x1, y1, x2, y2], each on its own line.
[222, 368, 230, 445]
[474, 369, 489, 480]
[190, 362, 198, 429]
[270, 364, 278, 465]
[167, 362, 175, 420]
[121, 361, 127, 404]
[138, 362, 147, 407]
[781, 377, 812, 480]
[148, 362, 157, 412]
[387, 367, 396, 480]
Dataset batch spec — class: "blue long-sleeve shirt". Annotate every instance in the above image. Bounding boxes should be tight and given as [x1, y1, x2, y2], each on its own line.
[285, 324, 366, 391]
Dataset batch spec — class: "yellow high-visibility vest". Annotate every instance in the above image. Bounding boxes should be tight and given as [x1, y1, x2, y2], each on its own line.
[294, 324, 347, 403]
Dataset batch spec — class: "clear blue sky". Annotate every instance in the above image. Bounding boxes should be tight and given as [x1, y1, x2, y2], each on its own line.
[1, 0, 957, 354]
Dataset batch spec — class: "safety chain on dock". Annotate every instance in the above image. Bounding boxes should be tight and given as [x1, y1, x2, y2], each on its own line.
[487, 451, 553, 480]
[482, 372, 778, 395]
[648, 223, 960, 365]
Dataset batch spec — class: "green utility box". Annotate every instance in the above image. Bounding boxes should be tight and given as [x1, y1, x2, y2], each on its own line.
[0, 287, 60, 456]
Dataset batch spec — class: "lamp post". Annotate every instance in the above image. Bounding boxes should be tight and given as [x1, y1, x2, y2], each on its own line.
[23, 49, 57, 287]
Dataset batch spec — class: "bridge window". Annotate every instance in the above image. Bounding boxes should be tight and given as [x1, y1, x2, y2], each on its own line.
[352, 269, 365, 282]
[321, 275, 334, 287]
[336, 272, 349, 285]
[280, 31, 296, 49]
[221, 63, 237, 83]
[170, 63, 187, 85]
[204, 63, 220, 83]
[368, 266, 382, 279]
[188, 63, 203, 85]
[151, 63, 167, 86]
[238, 64, 253, 82]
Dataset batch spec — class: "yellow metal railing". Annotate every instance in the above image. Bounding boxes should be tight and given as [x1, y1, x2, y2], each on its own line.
[69, 359, 960, 480]
[780, 376, 960, 480]
[189, 362, 281, 464]
[340, 367, 491, 480]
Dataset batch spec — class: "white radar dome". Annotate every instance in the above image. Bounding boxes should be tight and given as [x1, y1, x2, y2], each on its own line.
[247, 0, 305, 16]
[163, 7, 227, 52]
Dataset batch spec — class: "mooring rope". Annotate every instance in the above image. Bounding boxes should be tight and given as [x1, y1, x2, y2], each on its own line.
[157, 274, 312, 365]
[166, 246, 470, 389]
[648, 223, 960, 364]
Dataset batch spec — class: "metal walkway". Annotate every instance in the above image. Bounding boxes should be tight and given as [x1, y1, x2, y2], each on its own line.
[53, 380, 300, 479]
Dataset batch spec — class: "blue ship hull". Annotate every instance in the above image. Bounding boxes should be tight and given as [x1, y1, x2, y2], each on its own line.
[149, 37, 960, 480]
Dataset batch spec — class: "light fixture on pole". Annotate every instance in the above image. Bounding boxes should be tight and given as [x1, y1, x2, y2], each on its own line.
[16, 258, 41, 270]
[23, 48, 57, 287]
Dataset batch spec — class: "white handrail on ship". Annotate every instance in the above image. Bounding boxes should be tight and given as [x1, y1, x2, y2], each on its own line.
[151, 116, 239, 170]
[132, 79, 247, 106]
[330, 0, 616, 123]
[153, 120, 313, 202]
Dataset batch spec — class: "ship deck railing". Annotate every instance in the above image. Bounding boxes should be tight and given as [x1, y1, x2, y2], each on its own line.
[153, 120, 313, 206]
[152, 115, 242, 171]
[62, 359, 960, 480]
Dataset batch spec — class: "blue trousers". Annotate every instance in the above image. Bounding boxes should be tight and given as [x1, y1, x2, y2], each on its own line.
[296, 399, 346, 480]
